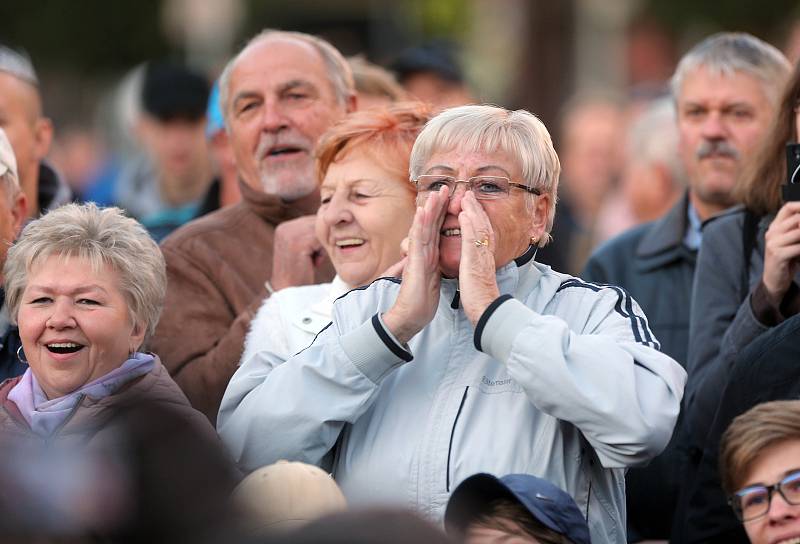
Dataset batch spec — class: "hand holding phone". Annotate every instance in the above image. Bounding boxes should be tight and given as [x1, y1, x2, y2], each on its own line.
[782, 143, 800, 202]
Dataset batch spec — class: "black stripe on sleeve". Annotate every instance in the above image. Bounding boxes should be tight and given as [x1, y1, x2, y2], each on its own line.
[556, 278, 659, 350]
[372, 314, 413, 362]
[474, 294, 514, 352]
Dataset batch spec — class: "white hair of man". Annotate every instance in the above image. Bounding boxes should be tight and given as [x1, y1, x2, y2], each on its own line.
[627, 98, 686, 189]
[670, 32, 791, 106]
[0, 45, 38, 87]
[409, 104, 561, 246]
[218, 29, 355, 128]
[4, 203, 167, 342]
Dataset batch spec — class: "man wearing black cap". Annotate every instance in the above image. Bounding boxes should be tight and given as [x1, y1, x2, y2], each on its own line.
[446, 473, 591, 544]
[115, 61, 213, 241]
[391, 41, 474, 111]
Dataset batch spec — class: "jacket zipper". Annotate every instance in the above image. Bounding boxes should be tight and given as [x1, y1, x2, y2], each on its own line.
[446, 386, 469, 492]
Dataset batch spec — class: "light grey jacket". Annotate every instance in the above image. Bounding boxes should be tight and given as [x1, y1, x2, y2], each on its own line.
[218, 250, 686, 544]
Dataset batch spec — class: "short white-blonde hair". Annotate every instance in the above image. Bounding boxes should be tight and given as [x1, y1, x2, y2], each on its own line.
[219, 29, 355, 127]
[409, 104, 561, 246]
[4, 203, 166, 342]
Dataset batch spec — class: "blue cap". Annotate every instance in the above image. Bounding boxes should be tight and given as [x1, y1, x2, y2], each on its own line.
[206, 81, 225, 138]
[444, 473, 591, 544]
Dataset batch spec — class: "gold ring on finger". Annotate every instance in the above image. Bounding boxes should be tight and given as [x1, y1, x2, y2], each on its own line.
[474, 239, 489, 247]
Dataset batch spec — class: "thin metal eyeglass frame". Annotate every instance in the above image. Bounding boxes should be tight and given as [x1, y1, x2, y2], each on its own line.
[413, 175, 541, 199]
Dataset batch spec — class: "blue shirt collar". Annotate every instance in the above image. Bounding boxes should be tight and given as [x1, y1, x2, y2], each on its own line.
[683, 201, 703, 251]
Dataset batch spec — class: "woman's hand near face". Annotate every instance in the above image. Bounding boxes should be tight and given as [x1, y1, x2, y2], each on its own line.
[382, 187, 449, 344]
[379, 237, 409, 278]
[762, 201, 800, 305]
[457, 191, 501, 325]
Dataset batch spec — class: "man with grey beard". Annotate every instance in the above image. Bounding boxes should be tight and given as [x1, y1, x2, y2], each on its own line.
[582, 33, 790, 542]
[150, 30, 356, 423]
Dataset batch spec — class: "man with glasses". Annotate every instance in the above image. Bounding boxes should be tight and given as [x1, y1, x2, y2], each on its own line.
[720, 400, 800, 544]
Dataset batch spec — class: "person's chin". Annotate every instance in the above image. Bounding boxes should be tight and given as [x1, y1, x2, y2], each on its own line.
[697, 175, 737, 205]
[339, 267, 372, 289]
[439, 255, 461, 279]
[259, 172, 315, 200]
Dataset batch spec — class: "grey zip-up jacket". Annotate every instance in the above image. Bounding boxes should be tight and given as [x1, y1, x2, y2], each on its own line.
[218, 249, 686, 544]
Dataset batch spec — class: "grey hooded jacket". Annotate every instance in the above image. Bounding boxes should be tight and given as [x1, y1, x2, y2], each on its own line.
[218, 249, 686, 544]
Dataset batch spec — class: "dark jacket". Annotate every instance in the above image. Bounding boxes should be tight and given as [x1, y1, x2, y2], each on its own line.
[680, 313, 800, 543]
[0, 290, 25, 383]
[582, 193, 695, 541]
[0, 356, 216, 445]
[38, 161, 72, 214]
[0, 321, 24, 383]
[582, 193, 695, 366]
[684, 208, 777, 439]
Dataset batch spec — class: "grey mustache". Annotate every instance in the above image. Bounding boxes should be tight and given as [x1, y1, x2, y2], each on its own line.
[696, 139, 739, 160]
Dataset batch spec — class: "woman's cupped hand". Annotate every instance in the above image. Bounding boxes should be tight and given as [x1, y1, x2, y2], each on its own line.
[381, 188, 502, 344]
[382, 187, 450, 344]
[457, 191, 500, 325]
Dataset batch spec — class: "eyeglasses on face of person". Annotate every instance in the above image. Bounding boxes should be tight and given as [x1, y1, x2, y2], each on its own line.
[413, 175, 541, 201]
[730, 469, 800, 522]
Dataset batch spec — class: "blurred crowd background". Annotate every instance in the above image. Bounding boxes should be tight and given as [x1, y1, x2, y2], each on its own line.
[3, 0, 800, 269]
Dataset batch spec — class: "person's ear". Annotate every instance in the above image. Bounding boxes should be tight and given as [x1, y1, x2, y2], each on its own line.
[529, 193, 550, 244]
[129, 320, 147, 354]
[345, 92, 357, 114]
[10, 191, 27, 237]
[32, 117, 53, 161]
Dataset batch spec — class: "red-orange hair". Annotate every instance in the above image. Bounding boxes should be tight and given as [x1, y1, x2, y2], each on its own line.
[315, 101, 433, 192]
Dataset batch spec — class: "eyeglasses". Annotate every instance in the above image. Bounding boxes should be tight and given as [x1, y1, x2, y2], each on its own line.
[729, 470, 800, 522]
[413, 175, 540, 200]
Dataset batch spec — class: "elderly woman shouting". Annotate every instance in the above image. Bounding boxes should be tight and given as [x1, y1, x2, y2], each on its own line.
[217, 105, 686, 543]
[0, 203, 212, 442]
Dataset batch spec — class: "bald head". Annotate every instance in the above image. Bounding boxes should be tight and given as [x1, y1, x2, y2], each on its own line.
[0, 70, 52, 217]
[219, 30, 354, 127]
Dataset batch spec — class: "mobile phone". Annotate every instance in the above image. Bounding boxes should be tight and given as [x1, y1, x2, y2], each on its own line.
[782, 143, 800, 202]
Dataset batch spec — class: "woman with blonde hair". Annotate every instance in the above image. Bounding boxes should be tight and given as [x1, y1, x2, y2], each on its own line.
[219, 104, 685, 544]
[0, 203, 212, 442]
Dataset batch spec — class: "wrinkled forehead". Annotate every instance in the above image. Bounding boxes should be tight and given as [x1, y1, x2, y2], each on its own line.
[676, 65, 770, 106]
[231, 36, 330, 92]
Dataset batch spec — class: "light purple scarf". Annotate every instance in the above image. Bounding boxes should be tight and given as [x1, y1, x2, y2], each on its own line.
[7, 352, 155, 437]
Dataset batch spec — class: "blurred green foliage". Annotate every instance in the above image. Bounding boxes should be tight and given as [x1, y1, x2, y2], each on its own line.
[643, 0, 800, 43]
[0, 0, 796, 75]
[0, 0, 170, 73]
